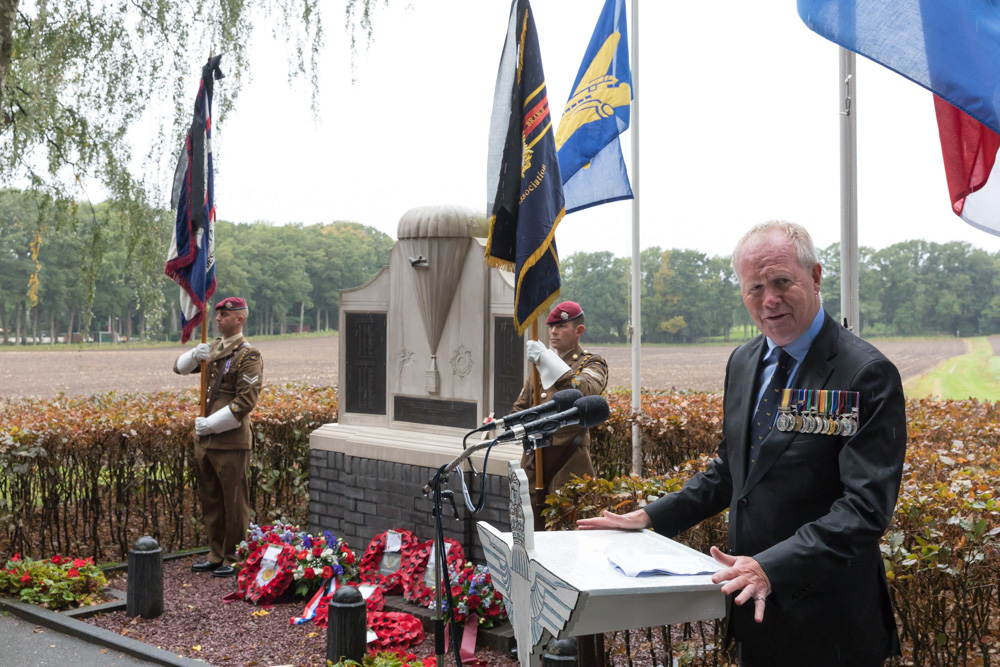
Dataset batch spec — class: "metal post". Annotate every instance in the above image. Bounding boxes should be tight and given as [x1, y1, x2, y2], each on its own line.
[544, 637, 579, 667]
[126, 536, 163, 619]
[630, 0, 642, 476]
[326, 585, 367, 665]
[839, 47, 860, 334]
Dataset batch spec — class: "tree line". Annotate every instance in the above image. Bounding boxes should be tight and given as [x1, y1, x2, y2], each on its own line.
[561, 240, 1000, 343]
[5, 188, 1000, 345]
[0, 189, 392, 343]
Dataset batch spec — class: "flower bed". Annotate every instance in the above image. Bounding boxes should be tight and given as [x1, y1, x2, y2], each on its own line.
[0, 552, 107, 610]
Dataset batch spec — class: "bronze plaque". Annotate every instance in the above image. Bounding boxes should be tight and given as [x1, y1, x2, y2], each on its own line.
[394, 396, 477, 429]
[345, 312, 387, 415]
[493, 316, 523, 417]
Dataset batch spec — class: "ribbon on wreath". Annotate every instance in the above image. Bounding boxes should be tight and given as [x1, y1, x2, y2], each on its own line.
[444, 612, 488, 667]
[291, 576, 337, 625]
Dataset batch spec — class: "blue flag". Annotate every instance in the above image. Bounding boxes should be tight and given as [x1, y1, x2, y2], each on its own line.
[555, 0, 632, 214]
[165, 55, 223, 342]
[798, 1, 1000, 235]
[486, 0, 564, 334]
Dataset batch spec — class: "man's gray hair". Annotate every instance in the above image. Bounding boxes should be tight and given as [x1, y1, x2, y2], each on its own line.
[731, 220, 819, 280]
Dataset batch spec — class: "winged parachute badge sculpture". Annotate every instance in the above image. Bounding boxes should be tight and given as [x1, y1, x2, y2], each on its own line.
[478, 463, 580, 667]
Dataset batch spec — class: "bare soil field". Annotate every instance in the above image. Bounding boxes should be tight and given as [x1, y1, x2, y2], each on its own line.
[0, 334, 968, 400]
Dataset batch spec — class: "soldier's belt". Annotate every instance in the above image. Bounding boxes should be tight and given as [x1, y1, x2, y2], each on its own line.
[775, 389, 860, 436]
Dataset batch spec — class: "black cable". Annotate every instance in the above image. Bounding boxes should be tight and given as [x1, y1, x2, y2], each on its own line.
[432, 465, 465, 667]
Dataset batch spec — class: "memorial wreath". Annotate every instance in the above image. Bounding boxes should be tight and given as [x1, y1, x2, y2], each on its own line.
[400, 537, 466, 607]
[359, 529, 419, 594]
[236, 522, 358, 604]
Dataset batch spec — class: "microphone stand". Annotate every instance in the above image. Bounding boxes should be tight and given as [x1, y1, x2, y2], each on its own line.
[425, 430, 553, 667]
[425, 433, 506, 667]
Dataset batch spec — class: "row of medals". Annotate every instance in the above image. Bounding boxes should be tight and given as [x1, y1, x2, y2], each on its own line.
[775, 389, 860, 436]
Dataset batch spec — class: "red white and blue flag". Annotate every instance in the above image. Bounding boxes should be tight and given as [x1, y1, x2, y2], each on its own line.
[165, 55, 224, 342]
[798, 0, 1000, 235]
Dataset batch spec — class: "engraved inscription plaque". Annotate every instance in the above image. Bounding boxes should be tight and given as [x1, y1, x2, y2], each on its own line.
[345, 312, 387, 415]
[493, 316, 523, 417]
[394, 396, 477, 429]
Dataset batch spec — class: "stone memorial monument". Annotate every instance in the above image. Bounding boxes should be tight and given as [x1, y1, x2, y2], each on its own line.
[310, 205, 534, 559]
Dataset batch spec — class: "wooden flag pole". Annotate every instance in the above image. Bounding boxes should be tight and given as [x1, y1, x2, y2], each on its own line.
[531, 318, 545, 529]
[199, 304, 208, 417]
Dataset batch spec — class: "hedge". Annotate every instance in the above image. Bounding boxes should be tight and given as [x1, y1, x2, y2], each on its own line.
[0, 384, 335, 561]
[546, 390, 1000, 667]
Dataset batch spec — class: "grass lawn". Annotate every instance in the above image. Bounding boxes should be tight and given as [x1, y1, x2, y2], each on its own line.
[904, 337, 1000, 401]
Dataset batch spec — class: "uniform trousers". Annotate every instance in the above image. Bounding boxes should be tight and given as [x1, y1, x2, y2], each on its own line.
[193, 447, 250, 565]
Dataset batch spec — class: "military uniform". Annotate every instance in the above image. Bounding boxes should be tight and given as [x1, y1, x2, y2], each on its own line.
[174, 332, 264, 565]
[512, 343, 608, 495]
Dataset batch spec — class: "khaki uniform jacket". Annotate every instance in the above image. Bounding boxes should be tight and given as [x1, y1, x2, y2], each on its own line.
[513, 344, 608, 494]
[173, 334, 264, 450]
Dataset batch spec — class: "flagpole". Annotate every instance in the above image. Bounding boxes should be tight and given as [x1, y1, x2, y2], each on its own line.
[629, 0, 642, 476]
[530, 318, 546, 528]
[200, 304, 208, 417]
[839, 48, 860, 333]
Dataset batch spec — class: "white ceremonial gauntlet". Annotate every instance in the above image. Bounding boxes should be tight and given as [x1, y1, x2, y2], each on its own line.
[195, 406, 241, 436]
[533, 347, 571, 388]
[176, 343, 211, 374]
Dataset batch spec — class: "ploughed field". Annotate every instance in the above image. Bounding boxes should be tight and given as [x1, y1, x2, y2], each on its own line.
[0, 334, 967, 399]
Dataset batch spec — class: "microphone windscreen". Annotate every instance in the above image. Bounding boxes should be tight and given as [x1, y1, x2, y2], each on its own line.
[551, 388, 583, 410]
[574, 395, 611, 428]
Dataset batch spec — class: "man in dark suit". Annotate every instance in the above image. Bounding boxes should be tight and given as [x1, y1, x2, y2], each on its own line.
[579, 221, 906, 666]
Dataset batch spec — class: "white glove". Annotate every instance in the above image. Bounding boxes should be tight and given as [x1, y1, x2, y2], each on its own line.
[176, 343, 212, 373]
[195, 406, 241, 436]
[534, 347, 571, 388]
[526, 340, 546, 364]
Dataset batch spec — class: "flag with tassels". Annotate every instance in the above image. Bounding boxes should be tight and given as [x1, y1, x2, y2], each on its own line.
[485, 0, 564, 334]
[165, 55, 224, 342]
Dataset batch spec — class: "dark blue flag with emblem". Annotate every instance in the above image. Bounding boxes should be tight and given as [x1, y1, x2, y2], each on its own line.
[165, 55, 223, 343]
[555, 0, 632, 213]
[486, 0, 564, 335]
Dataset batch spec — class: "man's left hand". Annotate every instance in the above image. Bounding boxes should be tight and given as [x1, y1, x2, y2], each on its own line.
[710, 546, 771, 623]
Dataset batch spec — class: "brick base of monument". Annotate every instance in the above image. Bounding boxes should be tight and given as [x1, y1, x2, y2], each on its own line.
[309, 449, 513, 564]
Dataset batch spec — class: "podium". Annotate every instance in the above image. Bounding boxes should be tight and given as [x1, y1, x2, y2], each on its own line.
[477, 463, 725, 667]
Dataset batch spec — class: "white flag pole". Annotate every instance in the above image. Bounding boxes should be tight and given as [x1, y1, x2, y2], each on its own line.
[630, 0, 642, 476]
[839, 47, 860, 333]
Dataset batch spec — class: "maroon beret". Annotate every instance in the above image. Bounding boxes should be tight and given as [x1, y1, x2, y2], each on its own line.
[215, 297, 248, 311]
[546, 301, 584, 324]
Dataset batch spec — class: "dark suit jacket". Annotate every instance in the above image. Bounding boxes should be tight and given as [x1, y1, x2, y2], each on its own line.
[644, 311, 906, 666]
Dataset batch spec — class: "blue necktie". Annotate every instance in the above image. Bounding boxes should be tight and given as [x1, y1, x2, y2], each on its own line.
[749, 348, 791, 467]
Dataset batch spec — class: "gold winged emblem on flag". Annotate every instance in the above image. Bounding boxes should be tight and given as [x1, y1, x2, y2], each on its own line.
[555, 31, 631, 152]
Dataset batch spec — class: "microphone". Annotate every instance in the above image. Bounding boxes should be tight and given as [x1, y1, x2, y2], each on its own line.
[495, 395, 610, 445]
[475, 388, 582, 433]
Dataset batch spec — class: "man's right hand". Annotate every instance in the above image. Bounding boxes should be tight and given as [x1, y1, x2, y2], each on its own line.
[577, 509, 652, 531]
[526, 340, 546, 364]
[192, 343, 212, 361]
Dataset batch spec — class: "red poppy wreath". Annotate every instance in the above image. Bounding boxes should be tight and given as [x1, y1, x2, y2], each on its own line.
[237, 542, 297, 605]
[400, 537, 466, 607]
[368, 610, 426, 651]
[359, 529, 418, 594]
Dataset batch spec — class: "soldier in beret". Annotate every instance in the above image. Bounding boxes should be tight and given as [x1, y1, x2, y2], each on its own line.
[511, 300, 608, 522]
[173, 297, 264, 578]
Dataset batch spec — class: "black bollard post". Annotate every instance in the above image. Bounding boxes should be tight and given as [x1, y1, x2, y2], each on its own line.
[326, 585, 367, 665]
[543, 637, 579, 667]
[126, 536, 163, 619]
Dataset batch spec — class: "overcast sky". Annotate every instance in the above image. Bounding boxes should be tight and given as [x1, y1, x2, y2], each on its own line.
[200, 0, 1000, 260]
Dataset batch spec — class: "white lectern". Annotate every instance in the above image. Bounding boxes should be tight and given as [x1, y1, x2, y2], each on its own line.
[477, 463, 725, 667]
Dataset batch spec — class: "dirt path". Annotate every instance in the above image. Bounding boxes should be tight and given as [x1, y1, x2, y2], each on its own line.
[0, 334, 968, 400]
